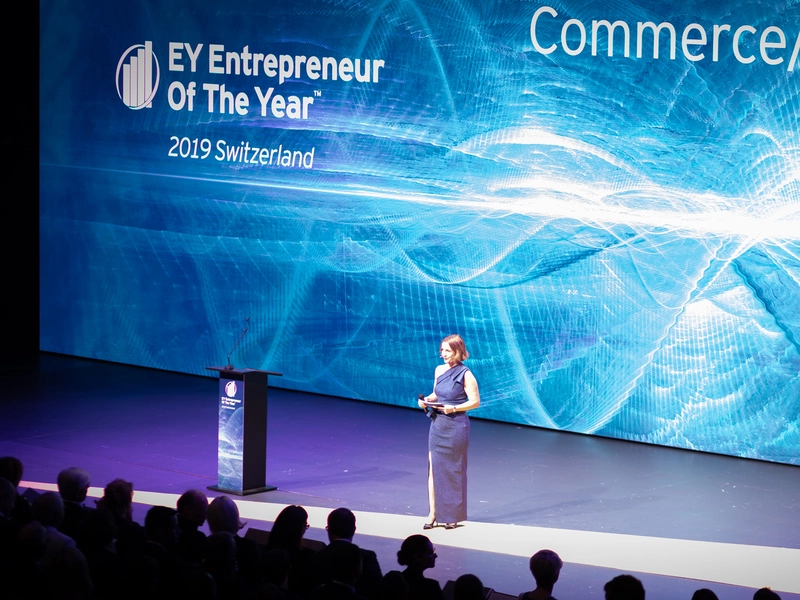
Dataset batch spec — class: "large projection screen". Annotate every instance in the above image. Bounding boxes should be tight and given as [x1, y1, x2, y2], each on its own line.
[40, 0, 800, 464]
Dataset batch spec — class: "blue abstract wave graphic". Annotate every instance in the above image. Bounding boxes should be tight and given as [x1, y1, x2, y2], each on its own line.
[40, 0, 800, 463]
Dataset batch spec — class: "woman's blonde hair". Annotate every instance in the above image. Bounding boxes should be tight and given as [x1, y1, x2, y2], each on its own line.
[441, 334, 469, 362]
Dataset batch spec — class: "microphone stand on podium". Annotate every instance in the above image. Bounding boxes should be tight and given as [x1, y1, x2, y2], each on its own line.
[207, 322, 282, 495]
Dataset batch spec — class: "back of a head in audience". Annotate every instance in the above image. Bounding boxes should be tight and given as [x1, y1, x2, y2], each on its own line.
[267, 504, 308, 551]
[604, 574, 645, 600]
[207, 495, 243, 534]
[144, 505, 179, 548]
[98, 479, 134, 519]
[692, 589, 719, 600]
[177, 489, 208, 526]
[754, 588, 781, 600]
[529, 548, 562, 590]
[327, 507, 356, 541]
[397, 534, 436, 572]
[454, 573, 485, 600]
[33, 491, 65, 528]
[57, 467, 91, 503]
[0, 457, 24, 488]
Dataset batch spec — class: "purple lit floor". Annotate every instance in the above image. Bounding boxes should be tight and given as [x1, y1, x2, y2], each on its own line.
[2, 353, 799, 599]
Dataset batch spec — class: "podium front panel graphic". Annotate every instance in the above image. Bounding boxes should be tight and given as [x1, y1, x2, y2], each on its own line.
[207, 367, 280, 495]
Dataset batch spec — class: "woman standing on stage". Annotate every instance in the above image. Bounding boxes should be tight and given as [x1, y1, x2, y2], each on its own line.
[418, 334, 480, 530]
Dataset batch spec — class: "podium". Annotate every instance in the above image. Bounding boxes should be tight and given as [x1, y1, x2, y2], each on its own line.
[206, 367, 282, 495]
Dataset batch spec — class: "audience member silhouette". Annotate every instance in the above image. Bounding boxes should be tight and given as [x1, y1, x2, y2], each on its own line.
[95, 478, 145, 557]
[754, 588, 782, 600]
[396, 534, 444, 600]
[266, 504, 309, 552]
[176, 488, 208, 563]
[0, 477, 19, 562]
[519, 549, 562, 600]
[604, 574, 645, 600]
[266, 504, 317, 596]
[29, 491, 97, 599]
[57, 466, 93, 544]
[311, 507, 383, 599]
[0, 456, 33, 525]
[2, 508, 36, 596]
[454, 573, 486, 600]
[208, 495, 262, 590]
[32, 490, 76, 567]
[79, 507, 129, 600]
[0, 457, 24, 488]
[205, 531, 248, 600]
[139, 504, 207, 600]
[691, 589, 719, 600]
[309, 540, 369, 600]
[207, 495, 244, 534]
[143, 505, 180, 550]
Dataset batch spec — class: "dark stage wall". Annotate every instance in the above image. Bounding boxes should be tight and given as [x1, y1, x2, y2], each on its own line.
[8, 5, 38, 365]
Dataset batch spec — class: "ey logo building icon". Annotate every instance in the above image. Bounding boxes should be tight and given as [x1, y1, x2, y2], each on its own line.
[116, 41, 160, 109]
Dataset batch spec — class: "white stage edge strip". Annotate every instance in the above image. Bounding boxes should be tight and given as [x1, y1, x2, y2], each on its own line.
[23, 481, 800, 593]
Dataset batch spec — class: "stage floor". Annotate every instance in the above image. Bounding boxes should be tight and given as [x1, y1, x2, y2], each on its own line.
[2, 353, 799, 598]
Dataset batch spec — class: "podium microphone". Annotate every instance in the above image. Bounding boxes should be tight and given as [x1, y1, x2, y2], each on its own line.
[224, 317, 250, 371]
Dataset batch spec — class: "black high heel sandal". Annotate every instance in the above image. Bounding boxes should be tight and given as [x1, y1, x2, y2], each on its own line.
[423, 520, 438, 530]
[444, 522, 457, 530]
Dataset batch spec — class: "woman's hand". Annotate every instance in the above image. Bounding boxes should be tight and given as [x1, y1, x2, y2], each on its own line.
[418, 393, 426, 409]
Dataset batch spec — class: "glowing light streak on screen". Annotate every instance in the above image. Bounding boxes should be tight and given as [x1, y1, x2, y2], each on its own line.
[48, 158, 800, 241]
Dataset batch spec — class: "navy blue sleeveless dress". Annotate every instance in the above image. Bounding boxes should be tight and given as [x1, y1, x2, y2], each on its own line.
[429, 363, 470, 523]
